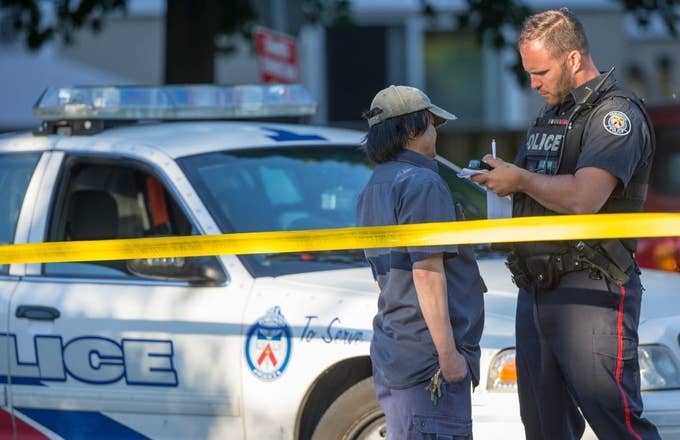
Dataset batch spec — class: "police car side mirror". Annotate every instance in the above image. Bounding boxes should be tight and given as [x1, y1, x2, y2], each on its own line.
[126, 256, 227, 286]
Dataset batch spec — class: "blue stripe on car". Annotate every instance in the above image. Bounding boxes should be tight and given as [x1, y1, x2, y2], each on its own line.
[0, 375, 43, 385]
[262, 127, 327, 141]
[16, 408, 149, 439]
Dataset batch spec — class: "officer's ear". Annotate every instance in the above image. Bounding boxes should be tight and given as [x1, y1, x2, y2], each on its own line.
[566, 49, 582, 75]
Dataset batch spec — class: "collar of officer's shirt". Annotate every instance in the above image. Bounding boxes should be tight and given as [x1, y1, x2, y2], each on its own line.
[396, 149, 438, 172]
[567, 72, 617, 108]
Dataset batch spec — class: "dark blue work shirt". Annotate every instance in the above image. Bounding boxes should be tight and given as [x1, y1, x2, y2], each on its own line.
[356, 149, 485, 389]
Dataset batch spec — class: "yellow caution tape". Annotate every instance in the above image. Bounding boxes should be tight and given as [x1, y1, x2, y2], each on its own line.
[1, 213, 679, 264]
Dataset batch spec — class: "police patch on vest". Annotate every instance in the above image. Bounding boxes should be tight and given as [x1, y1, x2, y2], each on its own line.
[602, 111, 631, 136]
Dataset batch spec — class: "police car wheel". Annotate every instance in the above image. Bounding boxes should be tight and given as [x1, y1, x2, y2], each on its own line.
[311, 377, 386, 440]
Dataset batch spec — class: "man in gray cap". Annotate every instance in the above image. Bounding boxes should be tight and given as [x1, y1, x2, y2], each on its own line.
[356, 85, 486, 439]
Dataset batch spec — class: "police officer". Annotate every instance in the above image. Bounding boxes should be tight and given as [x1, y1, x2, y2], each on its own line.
[357, 85, 485, 439]
[473, 8, 660, 440]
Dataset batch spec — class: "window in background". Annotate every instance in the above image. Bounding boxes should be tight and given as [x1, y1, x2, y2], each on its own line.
[424, 31, 484, 129]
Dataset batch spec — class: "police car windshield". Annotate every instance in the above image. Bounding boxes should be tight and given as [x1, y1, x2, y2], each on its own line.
[179, 146, 371, 276]
[179, 145, 488, 277]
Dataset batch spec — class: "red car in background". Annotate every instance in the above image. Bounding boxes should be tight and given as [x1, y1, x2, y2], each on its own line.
[636, 103, 680, 272]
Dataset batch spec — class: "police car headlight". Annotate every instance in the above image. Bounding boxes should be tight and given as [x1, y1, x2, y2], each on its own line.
[639, 344, 680, 391]
[487, 349, 517, 392]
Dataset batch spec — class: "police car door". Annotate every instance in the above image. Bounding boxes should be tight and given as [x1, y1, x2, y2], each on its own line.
[0, 150, 50, 436]
[7, 154, 248, 439]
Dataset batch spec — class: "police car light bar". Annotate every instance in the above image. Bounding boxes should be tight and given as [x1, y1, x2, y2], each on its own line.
[33, 84, 317, 121]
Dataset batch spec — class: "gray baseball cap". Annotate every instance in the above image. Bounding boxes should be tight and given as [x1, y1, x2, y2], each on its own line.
[367, 85, 457, 127]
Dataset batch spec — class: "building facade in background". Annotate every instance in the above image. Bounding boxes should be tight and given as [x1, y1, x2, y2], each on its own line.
[1, 0, 678, 146]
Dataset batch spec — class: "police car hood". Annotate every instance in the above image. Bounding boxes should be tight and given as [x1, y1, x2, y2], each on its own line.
[473, 260, 680, 343]
[475, 261, 680, 342]
[266, 262, 680, 350]
[477, 258, 519, 349]
[268, 259, 518, 298]
[263, 259, 520, 349]
[265, 266, 379, 297]
[638, 269, 680, 322]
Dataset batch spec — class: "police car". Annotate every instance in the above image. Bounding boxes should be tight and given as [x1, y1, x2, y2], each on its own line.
[0, 84, 678, 439]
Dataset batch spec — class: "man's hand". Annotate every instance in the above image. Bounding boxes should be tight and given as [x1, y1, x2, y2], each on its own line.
[470, 155, 525, 197]
[439, 350, 468, 383]
[471, 154, 619, 214]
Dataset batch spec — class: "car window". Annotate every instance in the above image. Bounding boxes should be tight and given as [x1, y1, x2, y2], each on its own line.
[179, 145, 487, 277]
[0, 153, 41, 274]
[44, 160, 195, 278]
[180, 146, 370, 233]
[437, 161, 487, 220]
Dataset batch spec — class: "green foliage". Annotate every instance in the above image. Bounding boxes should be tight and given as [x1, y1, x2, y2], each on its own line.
[454, 0, 533, 86]
[302, 0, 352, 26]
[1, 0, 677, 84]
[612, 0, 679, 36]
[217, 0, 256, 36]
[215, 0, 257, 54]
[0, 0, 126, 49]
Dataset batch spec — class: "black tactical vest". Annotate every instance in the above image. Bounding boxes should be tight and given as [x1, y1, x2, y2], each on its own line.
[513, 85, 655, 257]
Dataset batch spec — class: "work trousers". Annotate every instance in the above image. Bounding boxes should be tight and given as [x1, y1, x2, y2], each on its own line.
[515, 269, 660, 439]
[374, 368, 472, 440]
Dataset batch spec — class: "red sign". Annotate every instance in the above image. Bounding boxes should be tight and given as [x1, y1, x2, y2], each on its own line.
[254, 27, 299, 83]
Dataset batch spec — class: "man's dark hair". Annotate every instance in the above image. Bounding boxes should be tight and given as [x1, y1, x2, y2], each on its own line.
[361, 109, 431, 163]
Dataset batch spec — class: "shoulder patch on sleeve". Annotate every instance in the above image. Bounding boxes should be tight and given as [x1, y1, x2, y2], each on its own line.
[602, 110, 631, 136]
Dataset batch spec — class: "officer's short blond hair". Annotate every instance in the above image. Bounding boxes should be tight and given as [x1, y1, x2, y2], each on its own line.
[518, 7, 590, 59]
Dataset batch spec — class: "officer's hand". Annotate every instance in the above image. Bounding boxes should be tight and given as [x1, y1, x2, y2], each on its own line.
[470, 154, 523, 197]
[439, 350, 468, 383]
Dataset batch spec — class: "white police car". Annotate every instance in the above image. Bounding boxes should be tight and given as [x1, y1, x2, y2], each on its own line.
[0, 84, 678, 439]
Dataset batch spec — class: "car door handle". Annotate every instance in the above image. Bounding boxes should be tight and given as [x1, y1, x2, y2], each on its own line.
[15, 305, 61, 321]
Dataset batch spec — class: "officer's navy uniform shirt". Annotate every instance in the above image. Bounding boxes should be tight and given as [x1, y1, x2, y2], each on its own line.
[356, 149, 485, 389]
[572, 77, 653, 187]
[509, 74, 660, 439]
[516, 73, 653, 189]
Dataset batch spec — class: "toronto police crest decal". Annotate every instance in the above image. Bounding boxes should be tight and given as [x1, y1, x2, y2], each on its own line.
[245, 306, 292, 381]
[602, 111, 631, 136]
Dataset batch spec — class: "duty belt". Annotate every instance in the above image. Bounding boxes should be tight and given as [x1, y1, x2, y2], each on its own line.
[506, 240, 633, 290]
